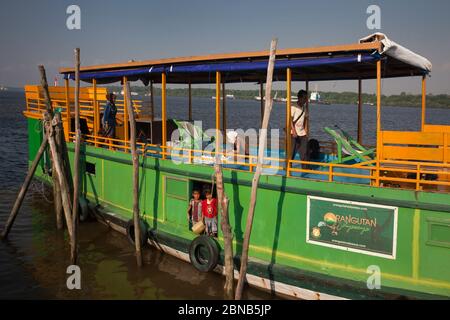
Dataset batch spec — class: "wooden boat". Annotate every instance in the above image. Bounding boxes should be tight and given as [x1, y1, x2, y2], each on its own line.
[23, 33, 449, 299]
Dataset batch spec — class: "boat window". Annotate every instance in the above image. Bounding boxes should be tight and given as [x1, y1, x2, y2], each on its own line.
[86, 162, 96, 175]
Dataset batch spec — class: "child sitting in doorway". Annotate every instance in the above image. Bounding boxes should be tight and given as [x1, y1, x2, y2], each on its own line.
[187, 190, 202, 230]
[201, 189, 218, 237]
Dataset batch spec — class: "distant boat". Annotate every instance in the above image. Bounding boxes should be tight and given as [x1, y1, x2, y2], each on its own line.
[255, 91, 280, 101]
[117, 90, 139, 96]
[308, 85, 330, 105]
[212, 94, 235, 100]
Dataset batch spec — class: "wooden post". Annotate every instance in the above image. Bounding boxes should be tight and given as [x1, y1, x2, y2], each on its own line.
[125, 79, 143, 267]
[188, 81, 192, 121]
[54, 114, 63, 230]
[216, 72, 221, 154]
[235, 38, 277, 300]
[45, 113, 74, 239]
[222, 82, 227, 134]
[162, 73, 167, 159]
[285, 68, 292, 167]
[260, 82, 264, 125]
[39, 66, 54, 115]
[150, 81, 155, 122]
[93, 79, 99, 145]
[1, 135, 49, 239]
[71, 48, 81, 265]
[357, 79, 363, 144]
[214, 162, 233, 299]
[64, 78, 71, 140]
[376, 60, 382, 187]
[123, 77, 129, 143]
[421, 75, 426, 131]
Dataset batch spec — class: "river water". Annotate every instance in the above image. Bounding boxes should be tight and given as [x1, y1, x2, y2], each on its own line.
[0, 90, 449, 299]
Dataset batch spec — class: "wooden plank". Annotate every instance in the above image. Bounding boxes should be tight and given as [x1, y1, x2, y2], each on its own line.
[59, 42, 380, 74]
[423, 125, 450, 133]
[383, 146, 444, 162]
[382, 131, 444, 146]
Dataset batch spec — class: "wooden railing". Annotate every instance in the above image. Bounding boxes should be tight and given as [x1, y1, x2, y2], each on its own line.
[66, 131, 450, 194]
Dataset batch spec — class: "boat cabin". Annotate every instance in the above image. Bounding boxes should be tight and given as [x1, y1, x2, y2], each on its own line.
[23, 33, 449, 193]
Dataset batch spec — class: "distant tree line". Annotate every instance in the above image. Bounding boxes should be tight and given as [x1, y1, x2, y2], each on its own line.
[107, 86, 450, 109]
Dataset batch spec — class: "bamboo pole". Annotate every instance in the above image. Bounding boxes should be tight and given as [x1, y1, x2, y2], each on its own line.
[125, 79, 143, 267]
[188, 81, 192, 121]
[235, 38, 277, 300]
[1, 135, 49, 239]
[357, 79, 363, 144]
[71, 48, 81, 265]
[39, 66, 54, 115]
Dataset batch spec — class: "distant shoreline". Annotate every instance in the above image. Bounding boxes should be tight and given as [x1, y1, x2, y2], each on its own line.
[2, 87, 449, 109]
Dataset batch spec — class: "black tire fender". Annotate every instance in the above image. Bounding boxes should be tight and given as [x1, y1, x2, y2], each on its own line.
[126, 219, 148, 247]
[189, 235, 219, 272]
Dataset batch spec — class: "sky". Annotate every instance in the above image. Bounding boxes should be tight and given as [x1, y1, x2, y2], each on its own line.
[1, 0, 450, 94]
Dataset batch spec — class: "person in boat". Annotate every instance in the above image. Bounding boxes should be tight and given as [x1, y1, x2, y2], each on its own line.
[187, 189, 202, 230]
[102, 93, 118, 138]
[291, 90, 309, 166]
[201, 189, 218, 237]
[225, 130, 247, 161]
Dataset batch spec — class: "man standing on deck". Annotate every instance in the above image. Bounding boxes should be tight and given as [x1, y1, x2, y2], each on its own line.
[291, 90, 309, 166]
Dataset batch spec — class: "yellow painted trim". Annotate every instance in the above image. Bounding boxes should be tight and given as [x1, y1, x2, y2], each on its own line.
[412, 209, 421, 280]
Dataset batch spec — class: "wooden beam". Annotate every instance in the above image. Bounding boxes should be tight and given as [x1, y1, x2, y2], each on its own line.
[188, 81, 192, 121]
[421, 76, 427, 131]
[150, 81, 154, 122]
[286, 68, 292, 168]
[376, 60, 382, 186]
[123, 77, 129, 142]
[357, 79, 363, 144]
[216, 71, 221, 153]
[64, 78, 70, 140]
[60, 42, 380, 74]
[222, 82, 226, 133]
[260, 82, 264, 125]
[162, 73, 167, 159]
[93, 79, 99, 145]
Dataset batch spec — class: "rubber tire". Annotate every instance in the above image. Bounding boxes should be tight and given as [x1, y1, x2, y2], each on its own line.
[126, 219, 148, 247]
[189, 235, 219, 272]
[79, 197, 90, 222]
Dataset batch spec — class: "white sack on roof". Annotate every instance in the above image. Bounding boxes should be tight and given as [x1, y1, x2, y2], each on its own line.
[359, 33, 432, 73]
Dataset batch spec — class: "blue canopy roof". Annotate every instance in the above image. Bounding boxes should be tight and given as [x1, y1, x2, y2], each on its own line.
[63, 53, 381, 84]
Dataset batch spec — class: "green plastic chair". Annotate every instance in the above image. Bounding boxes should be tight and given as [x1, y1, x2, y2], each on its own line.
[324, 125, 375, 164]
[173, 119, 212, 150]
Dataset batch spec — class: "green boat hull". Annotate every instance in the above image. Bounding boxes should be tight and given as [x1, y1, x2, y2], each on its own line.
[28, 118, 450, 299]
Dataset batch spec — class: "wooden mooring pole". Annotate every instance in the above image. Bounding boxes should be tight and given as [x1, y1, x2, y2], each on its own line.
[235, 39, 277, 300]
[71, 48, 81, 265]
[1, 135, 49, 239]
[125, 79, 143, 267]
